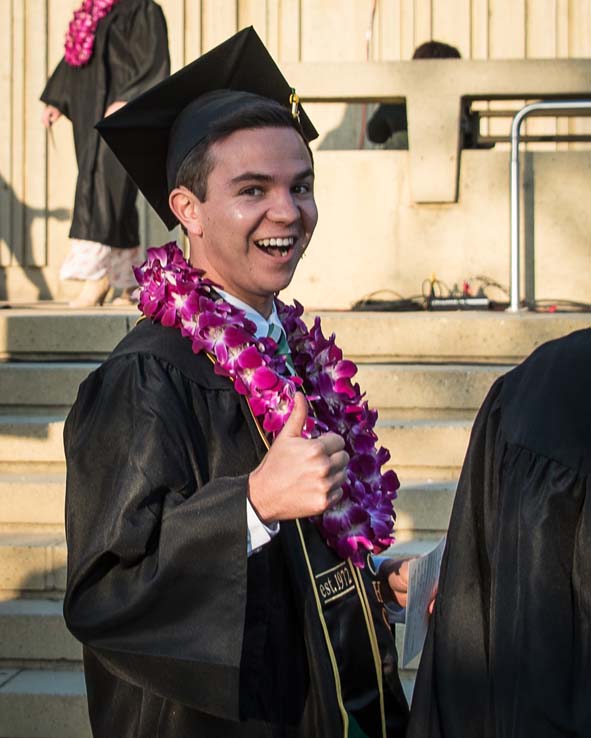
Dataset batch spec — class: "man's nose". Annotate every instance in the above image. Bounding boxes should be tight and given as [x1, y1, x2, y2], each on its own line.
[267, 190, 299, 222]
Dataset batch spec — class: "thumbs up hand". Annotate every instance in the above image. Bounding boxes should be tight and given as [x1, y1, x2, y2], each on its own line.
[279, 389, 309, 438]
[248, 393, 350, 523]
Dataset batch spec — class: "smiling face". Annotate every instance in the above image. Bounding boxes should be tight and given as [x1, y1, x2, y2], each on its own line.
[180, 126, 318, 317]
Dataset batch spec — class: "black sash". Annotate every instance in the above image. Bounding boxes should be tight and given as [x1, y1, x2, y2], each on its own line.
[281, 518, 409, 738]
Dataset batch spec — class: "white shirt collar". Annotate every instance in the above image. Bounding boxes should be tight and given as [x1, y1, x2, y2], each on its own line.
[216, 289, 284, 339]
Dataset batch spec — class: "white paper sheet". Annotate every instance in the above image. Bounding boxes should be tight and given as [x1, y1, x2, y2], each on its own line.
[402, 536, 446, 668]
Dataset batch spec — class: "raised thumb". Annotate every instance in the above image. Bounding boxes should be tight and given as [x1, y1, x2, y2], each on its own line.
[281, 392, 309, 438]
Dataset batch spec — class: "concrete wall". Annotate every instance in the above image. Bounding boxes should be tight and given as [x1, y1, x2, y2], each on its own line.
[283, 149, 591, 308]
[1, 0, 590, 303]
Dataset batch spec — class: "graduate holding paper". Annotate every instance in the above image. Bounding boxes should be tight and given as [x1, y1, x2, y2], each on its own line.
[62, 28, 411, 738]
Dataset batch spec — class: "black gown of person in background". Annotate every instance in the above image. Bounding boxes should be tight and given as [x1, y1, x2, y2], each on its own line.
[407, 328, 591, 738]
[40, 0, 169, 249]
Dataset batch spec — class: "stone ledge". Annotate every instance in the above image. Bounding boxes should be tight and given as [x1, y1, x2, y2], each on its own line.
[0, 531, 66, 593]
[357, 363, 507, 411]
[0, 472, 66, 526]
[0, 417, 67, 463]
[0, 599, 80, 661]
[1, 309, 590, 361]
[0, 363, 98, 406]
[0, 669, 90, 738]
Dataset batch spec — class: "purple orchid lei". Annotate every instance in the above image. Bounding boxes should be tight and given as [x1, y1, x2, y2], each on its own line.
[64, 0, 120, 67]
[134, 242, 400, 567]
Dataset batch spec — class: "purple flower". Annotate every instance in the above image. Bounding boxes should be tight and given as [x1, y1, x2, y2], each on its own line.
[327, 506, 375, 565]
[249, 380, 296, 433]
[133, 244, 400, 568]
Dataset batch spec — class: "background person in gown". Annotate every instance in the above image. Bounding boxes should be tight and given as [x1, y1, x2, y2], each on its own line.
[41, 0, 169, 307]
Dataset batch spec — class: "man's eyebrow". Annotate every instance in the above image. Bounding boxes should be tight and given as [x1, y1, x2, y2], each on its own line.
[230, 172, 273, 185]
[294, 167, 315, 181]
[229, 168, 315, 186]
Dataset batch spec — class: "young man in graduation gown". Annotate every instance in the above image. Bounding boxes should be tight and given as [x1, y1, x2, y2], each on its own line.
[407, 328, 591, 737]
[63, 28, 410, 738]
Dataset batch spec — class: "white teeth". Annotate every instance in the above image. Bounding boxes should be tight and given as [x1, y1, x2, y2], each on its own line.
[255, 236, 295, 252]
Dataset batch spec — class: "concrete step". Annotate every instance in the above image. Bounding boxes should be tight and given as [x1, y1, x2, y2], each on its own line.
[0, 599, 80, 662]
[0, 600, 416, 707]
[0, 472, 66, 526]
[0, 360, 503, 413]
[379, 417, 472, 479]
[0, 416, 67, 464]
[0, 668, 91, 738]
[0, 414, 472, 476]
[0, 363, 97, 407]
[395, 481, 455, 535]
[0, 308, 134, 360]
[0, 530, 66, 595]
[1, 307, 590, 362]
[0, 474, 455, 533]
[0, 666, 410, 737]
[357, 363, 506, 413]
[318, 311, 591, 362]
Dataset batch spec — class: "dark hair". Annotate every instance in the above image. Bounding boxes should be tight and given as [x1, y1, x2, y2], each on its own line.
[412, 40, 461, 59]
[175, 97, 314, 202]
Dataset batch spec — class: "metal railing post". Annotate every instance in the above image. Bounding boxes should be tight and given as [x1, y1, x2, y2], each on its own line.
[508, 99, 591, 312]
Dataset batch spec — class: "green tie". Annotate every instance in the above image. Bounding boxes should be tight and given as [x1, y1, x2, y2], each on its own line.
[347, 715, 371, 738]
[267, 322, 295, 375]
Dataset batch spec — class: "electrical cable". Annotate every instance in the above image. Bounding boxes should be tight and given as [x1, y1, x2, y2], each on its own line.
[351, 276, 591, 313]
[351, 289, 426, 311]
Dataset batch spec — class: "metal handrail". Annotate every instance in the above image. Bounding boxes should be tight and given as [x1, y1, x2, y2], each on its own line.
[509, 100, 591, 312]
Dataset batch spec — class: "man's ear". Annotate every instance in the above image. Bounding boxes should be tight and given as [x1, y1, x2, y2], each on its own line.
[168, 186, 203, 236]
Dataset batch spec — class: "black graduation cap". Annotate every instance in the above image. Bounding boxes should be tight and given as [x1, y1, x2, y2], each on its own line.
[96, 26, 318, 229]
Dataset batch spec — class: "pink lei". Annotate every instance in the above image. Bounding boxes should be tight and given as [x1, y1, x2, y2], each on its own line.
[134, 242, 399, 567]
[64, 0, 121, 68]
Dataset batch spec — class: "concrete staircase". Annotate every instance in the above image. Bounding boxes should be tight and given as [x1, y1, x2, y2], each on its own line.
[1, 305, 590, 736]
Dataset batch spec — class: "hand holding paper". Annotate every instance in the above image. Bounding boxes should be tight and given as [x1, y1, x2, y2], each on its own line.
[401, 537, 446, 667]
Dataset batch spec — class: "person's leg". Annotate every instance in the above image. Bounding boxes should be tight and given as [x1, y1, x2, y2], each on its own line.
[61, 239, 110, 307]
[108, 246, 142, 305]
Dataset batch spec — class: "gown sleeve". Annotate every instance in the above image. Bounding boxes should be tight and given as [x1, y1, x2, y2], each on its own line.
[40, 59, 72, 119]
[105, 1, 170, 102]
[63, 352, 248, 721]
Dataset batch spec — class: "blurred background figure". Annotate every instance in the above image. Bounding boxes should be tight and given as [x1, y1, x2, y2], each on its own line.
[366, 40, 485, 150]
[407, 328, 591, 737]
[40, 0, 169, 307]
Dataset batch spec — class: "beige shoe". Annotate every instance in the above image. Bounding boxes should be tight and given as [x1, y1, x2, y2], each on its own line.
[68, 276, 110, 308]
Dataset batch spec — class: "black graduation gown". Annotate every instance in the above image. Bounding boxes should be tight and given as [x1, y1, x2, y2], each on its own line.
[40, 0, 169, 248]
[63, 318, 409, 738]
[407, 328, 591, 738]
